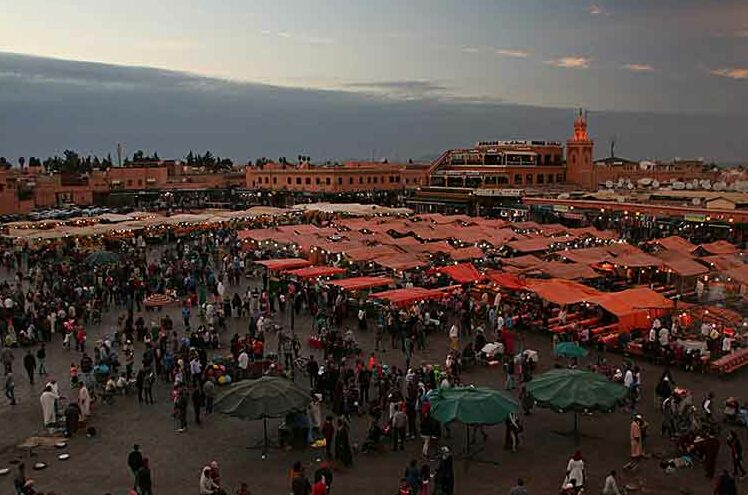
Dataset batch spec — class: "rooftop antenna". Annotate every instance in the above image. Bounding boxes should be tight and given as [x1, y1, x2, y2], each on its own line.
[610, 136, 616, 159]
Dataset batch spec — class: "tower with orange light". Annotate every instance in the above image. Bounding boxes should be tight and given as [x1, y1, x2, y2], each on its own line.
[566, 109, 595, 190]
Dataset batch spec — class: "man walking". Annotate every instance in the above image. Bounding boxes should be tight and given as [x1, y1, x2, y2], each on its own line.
[4, 372, 16, 405]
[23, 350, 36, 385]
[36, 344, 47, 376]
[202, 378, 215, 414]
[128, 444, 144, 487]
[392, 404, 407, 451]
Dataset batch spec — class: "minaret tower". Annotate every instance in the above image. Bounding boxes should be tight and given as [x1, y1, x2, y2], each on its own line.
[566, 109, 595, 190]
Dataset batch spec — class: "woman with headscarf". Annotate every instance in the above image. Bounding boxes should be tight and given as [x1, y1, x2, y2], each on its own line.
[78, 382, 91, 418]
[563, 450, 585, 489]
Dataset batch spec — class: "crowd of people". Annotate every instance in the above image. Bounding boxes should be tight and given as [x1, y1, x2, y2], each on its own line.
[0, 212, 745, 495]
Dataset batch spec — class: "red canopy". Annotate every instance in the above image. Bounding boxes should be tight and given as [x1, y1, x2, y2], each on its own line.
[588, 287, 674, 331]
[371, 286, 456, 307]
[255, 258, 312, 271]
[374, 254, 427, 271]
[451, 246, 484, 261]
[695, 240, 739, 255]
[328, 276, 394, 291]
[648, 236, 697, 255]
[486, 270, 527, 290]
[434, 263, 484, 284]
[535, 261, 600, 280]
[525, 279, 602, 306]
[655, 250, 709, 277]
[284, 265, 347, 279]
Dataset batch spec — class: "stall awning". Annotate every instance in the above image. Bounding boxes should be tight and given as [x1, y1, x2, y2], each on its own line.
[485, 270, 527, 290]
[535, 261, 600, 280]
[525, 279, 602, 306]
[655, 250, 709, 277]
[328, 276, 394, 291]
[371, 286, 458, 307]
[558, 247, 614, 265]
[695, 240, 739, 256]
[283, 265, 347, 279]
[451, 246, 484, 261]
[588, 287, 674, 331]
[612, 252, 663, 268]
[503, 254, 542, 269]
[507, 236, 573, 253]
[255, 258, 312, 271]
[433, 263, 484, 284]
[373, 254, 427, 272]
[345, 244, 402, 262]
[647, 236, 697, 255]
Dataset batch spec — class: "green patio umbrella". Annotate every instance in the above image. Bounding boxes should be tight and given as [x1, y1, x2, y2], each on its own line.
[214, 376, 311, 455]
[428, 386, 518, 425]
[427, 385, 518, 457]
[525, 368, 627, 433]
[554, 342, 589, 359]
[84, 251, 120, 266]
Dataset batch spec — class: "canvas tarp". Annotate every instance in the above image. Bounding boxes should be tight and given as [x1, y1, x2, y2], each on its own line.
[525, 279, 602, 306]
[559, 247, 614, 265]
[486, 270, 527, 290]
[434, 263, 484, 284]
[612, 252, 663, 268]
[695, 240, 739, 256]
[655, 250, 709, 277]
[648, 236, 697, 255]
[255, 258, 312, 271]
[535, 261, 600, 280]
[503, 254, 542, 269]
[328, 276, 394, 291]
[588, 287, 674, 331]
[371, 286, 456, 307]
[284, 265, 347, 279]
[373, 254, 427, 272]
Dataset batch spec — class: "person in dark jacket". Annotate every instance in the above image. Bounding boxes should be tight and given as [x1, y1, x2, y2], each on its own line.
[434, 447, 454, 495]
[135, 457, 153, 495]
[23, 350, 36, 385]
[714, 469, 737, 495]
[128, 444, 144, 486]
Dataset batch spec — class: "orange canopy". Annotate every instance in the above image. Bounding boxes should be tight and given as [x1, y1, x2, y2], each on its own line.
[255, 258, 312, 271]
[613, 252, 663, 268]
[374, 254, 427, 271]
[451, 246, 484, 261]
[588, 287, 674, 331]
[606, 242, 644, 257]
[695, 240, 739, 256]
[655, 250, 709, 277]
[328, 276, 394, 291]
[535, 261, 600, 280]
[559, 247, 614, 265]
[508, 236, 573, 253]
[648, 236, 697, 255]
[345, 244, 402, 262]
[284, 265, 347, 279]
[503, 254, 542, 269]
[486, 270, 527, 290]
[525, 279, 602, 306]
[435, 263, 484, 284]
[371, 286, 456, 307]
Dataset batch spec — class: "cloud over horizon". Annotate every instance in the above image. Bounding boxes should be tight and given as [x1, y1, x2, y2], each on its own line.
[0, 53, 747, 164]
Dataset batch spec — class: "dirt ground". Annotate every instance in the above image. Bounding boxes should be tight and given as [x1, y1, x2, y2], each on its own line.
[0, 263, 745, 495]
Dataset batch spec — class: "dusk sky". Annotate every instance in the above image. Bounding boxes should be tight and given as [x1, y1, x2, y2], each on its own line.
[1, 0, 746, 112]
[0, 1, 747, 162]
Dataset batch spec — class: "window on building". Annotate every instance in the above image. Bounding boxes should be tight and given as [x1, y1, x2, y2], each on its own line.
[497, 175, 509, 185]
[514, 174, 522, 185]
[127, 180, 133, 186]
[315, 178, 320, 185]
[557, 173, 565, 183]
[547, 174, 554, 184]
[389, 176, 394, 183]
[287, 177, 292, 185]
[305, 177, 311, 185]
[359, 177, 363, 184]
[338, 177, 343, 185]
[396, 176, 401, 183]
[296, 177, 301, 185]
[373, 177, 378, 184]
[545, 155, 551, 165]
[273, 177, 277, 184]
[349, 177, 353, 185]
[265, 177, 270, 184]
[367, 177, 371, 184]
[405, 179, 410, 184]
[526, 174, 533, 185]
[536, 174, 544, 184]
[484, 176, 497, 186]
[137, 179, 143, 186]
[325, 177, 331, 185]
